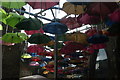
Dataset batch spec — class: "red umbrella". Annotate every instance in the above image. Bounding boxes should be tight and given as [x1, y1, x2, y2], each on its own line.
[109, 8, 120, 22]
[60, 42, 85, 54]
[24, 28, 44, 35]
[31, 57, 42, 61]
[86, 2, 118, 18]
[60, 17, 81, 30]
[77, 13, 100, 25]
[90, 43, 106, 49]
[27, 0, 59, 9]
[27, 45, 45, 53]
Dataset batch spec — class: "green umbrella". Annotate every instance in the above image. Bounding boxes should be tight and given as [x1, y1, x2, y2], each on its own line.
[1, 1, 26, 9]
[0, 24, 3, 30]
[5, 12, 25, 28]
[21, 53, 32, 59]
[28, 33, 51, 44]
[2, 33, 28, 43]
[15, 17, 43, 30]
[0, 8, 7, 24]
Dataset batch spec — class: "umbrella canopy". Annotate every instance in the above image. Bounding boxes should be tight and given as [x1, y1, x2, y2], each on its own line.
[15, 17, 43, 30]
[27, 33, 51, 44]
[21, 53, 32, 59]
[109, 8, 120, 22]
[2, 33, 28, 43]
[29, 61, 40, 66]
[86, 2, 118, 17]
[60, 42, 85, 54]
[85, 28, 97, 37]
[0, 8, 7, 24]
[87, 34, 109, 44]
[62, 2, 86, 15]
[43, 22, 68, 34]
[60, 17, 81, 30]
[2, 1, 26, 9]
[66, 32, 88, 45]
[77, 13, 100, 25]
[27, 45, 45, 53]
[31, 57, 41, 62]
[24, 28, 44, 35]
[5, 12, 25, 28]
[27, 0, 59, 9]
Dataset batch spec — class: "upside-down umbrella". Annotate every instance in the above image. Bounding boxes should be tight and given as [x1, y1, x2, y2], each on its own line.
[5, 12, 25, 28]
[27, 45, 45, 53]
[24, 28, 44, 35]
[60, 42, 85, 54]
[1, 41, 15, 46]
[2, 33, 28, 43]
[66, 32, 88, 45]
[31, 57, 41, 62]
[43, 22, 68, 34]
[109, 8, 120, 22]
[86, 2, 118, 17]
[62, 2, 86, 15]
[87, 34, 109, 44]
[15, 17, 43, 30]
[27, 0, 59, 9]
[77, 13, 100, 25]
[1, 1, 26, 9]
[27, 33, 51, 44]
[60, 17, 81, 30]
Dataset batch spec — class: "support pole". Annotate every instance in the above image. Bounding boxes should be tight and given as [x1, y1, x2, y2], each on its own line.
[54, 34, 58, 80]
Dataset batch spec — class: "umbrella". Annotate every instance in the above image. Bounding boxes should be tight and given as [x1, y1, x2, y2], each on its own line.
[29, 61, 40, 66]
[0, 8, 7, 24]
[66, 32, 88, 45]
[5, 12, 25, 28]
[27, 0, 59, 9]
[1, 41, 15, 46]
[60, 17, 81, 30]
[24, 28, 44, 35]
[27, 33, 51, 44]
[87, 34, 109, 44]
[107, 22, 120, 35]
[62, 2, 86, 15]
[86, 2, 118, 17]
[41, 58, 52, 62]
[31, 57, 41, 62]
[109, 8, 120, 22]
[2, 1, 26, 9]
[40, 62, 47, 67]
[15, 17, 43, 30]
[2, 33, 28, 43]
[21, 53, 32, 59]
[27, 45, 45, 53]
[43, 70, 50, 75]
[60, 42, 85, 54]
[43, 22, 68, 34]
[77, 13, 100, 25]
[90, 43, 106, 49]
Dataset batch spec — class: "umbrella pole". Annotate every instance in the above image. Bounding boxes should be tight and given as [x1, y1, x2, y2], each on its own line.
[54, 34, 58, 80]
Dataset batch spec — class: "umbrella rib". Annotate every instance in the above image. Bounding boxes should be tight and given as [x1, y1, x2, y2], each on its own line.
[14, 9, 54, 22]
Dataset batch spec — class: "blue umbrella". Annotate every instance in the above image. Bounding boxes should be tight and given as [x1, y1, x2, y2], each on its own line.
[43, 22, 68, 34]
[87, 34, 109, 44]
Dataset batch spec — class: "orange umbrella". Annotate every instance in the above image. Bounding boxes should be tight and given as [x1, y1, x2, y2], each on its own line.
[66, 32, 88, 45]
[62, 2, 86, 15]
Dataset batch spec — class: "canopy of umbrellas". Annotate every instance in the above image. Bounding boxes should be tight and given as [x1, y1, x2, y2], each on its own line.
[0, 0, 120, 79]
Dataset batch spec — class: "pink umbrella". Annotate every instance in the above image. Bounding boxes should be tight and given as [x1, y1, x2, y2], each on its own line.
[77, 13, 100, 25]
[60, 17, 81, 30]
[27, 45, 45, 53]
[27, 0, 59, 9]
[60, 42, 85, 54]
[109, 8, 120, 22]
[24, 28, 44, 35]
